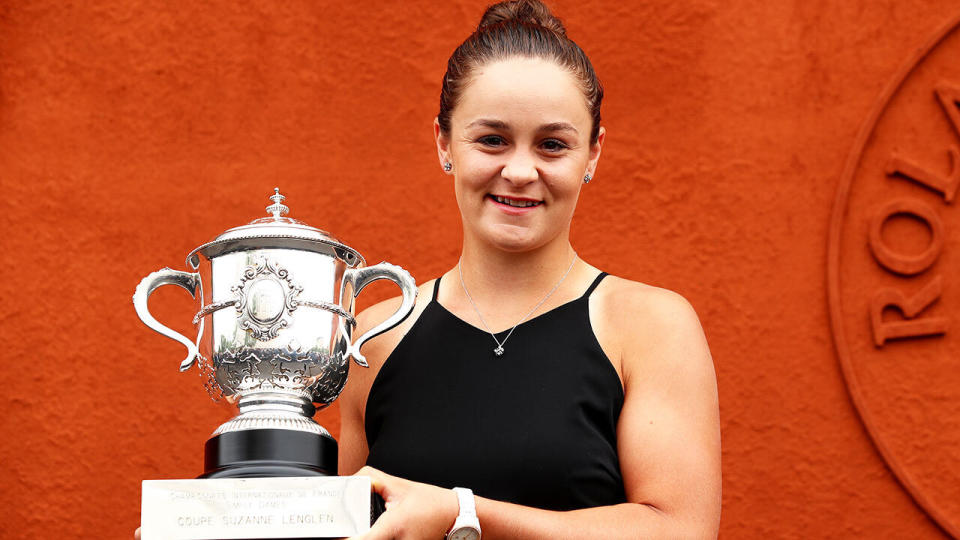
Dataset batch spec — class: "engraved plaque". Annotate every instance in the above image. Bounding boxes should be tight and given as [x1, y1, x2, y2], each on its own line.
[140, 476, 371, 540]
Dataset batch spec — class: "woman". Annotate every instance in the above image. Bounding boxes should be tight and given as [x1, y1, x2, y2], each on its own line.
[341, 1, 721, 538]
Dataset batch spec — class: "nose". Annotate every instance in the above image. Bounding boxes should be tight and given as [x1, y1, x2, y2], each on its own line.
[500, 150, 538, 186]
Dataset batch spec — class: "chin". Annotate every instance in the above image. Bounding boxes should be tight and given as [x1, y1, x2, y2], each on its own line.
[474, 223, 559, 253]
[494, 241, 537, 253]
[486, 232, 548, 253]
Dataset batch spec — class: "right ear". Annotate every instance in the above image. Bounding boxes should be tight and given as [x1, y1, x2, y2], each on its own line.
[434, 118, 453, 175]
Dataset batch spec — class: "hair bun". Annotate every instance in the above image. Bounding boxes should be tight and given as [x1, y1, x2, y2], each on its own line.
[478, 0, 566, 35]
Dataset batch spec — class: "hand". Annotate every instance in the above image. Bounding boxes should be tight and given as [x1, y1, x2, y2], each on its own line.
[350, 466, 459, 540]
[134, 527, 141, 539]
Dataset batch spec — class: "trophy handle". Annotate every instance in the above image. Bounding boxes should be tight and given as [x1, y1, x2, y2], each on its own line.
[343, 262, 417, 367]
[133, 268, 203, 372]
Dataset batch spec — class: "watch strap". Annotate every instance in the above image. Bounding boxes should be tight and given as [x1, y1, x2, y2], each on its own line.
[453, 487, 477, 517]
[447, 487, 481, 539]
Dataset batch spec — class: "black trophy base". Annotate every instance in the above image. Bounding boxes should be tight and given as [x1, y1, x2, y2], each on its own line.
[199, 428, 384, 539]
[202, 428, 338, 479]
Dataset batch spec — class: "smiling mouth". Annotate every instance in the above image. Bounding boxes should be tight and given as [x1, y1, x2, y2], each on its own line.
[489, 195, 542, 208]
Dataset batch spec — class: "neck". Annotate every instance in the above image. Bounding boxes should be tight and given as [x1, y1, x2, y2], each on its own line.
[457, 234, 578, 310]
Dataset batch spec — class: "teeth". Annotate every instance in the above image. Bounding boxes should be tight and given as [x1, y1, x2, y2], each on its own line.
[494, 195, 539, 208]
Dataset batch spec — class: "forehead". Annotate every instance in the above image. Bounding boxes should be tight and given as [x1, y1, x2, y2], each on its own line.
[454, 57, 591, 130]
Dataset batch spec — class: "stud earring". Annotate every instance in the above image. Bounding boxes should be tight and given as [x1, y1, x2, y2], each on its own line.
[583, 173, 592, 184]
[443, 162, 453, 172]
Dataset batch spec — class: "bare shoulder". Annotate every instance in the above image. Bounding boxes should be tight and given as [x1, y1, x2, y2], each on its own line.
[590, 275, 711, 384]
[354, 281, 434, 363]
[596, 275, 700, 326]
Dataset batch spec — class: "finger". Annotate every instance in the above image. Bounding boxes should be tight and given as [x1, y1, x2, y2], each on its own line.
[354, 466, 390, 494]
[134, 527, 141, 540]
[354, 465, 386, 479]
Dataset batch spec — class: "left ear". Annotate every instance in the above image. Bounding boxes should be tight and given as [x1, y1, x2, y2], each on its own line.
[585, 126, 605, 180]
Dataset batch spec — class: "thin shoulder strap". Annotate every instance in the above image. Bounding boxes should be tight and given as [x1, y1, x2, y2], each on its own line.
[581, 272, 608, 299]
[432, 275, 442, 302]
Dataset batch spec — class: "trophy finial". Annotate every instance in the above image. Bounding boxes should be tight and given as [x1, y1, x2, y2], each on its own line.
[266, 187, 290, 218]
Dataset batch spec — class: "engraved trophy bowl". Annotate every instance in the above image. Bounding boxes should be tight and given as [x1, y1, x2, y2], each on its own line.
[133, 188, 417, 479]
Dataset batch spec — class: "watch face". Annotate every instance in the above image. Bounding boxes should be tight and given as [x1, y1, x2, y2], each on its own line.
[449, 528, 480, 540]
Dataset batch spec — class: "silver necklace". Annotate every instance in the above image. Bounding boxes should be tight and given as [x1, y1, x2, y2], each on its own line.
[458, 253, 578, 356]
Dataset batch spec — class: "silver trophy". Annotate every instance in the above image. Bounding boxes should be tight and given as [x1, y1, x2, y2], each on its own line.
[133, 188, 417, 480]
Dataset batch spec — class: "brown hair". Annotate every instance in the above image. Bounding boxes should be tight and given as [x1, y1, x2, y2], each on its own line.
[438, 0, 604, 143]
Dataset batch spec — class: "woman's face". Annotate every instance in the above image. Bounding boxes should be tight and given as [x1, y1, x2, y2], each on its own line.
[436, 57, 603, 253]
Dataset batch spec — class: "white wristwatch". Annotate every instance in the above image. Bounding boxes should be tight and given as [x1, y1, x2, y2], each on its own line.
[446, 487, 481, 540]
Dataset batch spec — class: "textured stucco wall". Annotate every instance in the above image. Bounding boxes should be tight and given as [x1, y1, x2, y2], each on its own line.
[2, 1, 960, 538]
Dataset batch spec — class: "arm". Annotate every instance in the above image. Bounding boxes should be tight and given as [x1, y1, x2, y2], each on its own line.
[339, 311, 374, 475]
[339, 304, 398, 477]
[353, 468, 689, 539]
[349, 281, 721, 539]
[340, 283, 435, 476]
[605, 285, 721, 537]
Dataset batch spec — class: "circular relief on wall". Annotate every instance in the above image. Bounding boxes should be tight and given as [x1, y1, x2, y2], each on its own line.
[828, 13, 960, 537]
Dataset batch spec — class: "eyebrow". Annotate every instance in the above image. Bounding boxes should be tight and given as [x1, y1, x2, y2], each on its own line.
[540, 122, 579, 134]
[463, 119, 580, 134]
[464, 119, 509, 130]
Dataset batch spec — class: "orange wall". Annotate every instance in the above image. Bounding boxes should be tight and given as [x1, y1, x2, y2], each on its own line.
[2, 1, 959, 538]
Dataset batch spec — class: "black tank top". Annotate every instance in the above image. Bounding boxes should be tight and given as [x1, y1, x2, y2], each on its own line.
[364, 273, 627, 511]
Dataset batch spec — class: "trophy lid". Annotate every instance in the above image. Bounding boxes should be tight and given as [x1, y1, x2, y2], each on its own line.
[185, 188, 365, 269]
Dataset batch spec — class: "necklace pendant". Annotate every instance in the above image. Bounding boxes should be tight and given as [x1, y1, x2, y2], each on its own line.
[494, 346, 504, 356]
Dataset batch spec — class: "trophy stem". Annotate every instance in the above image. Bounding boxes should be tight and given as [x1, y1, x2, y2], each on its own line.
[236, 391, 316, 417]
[212, 392, 330, 437]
